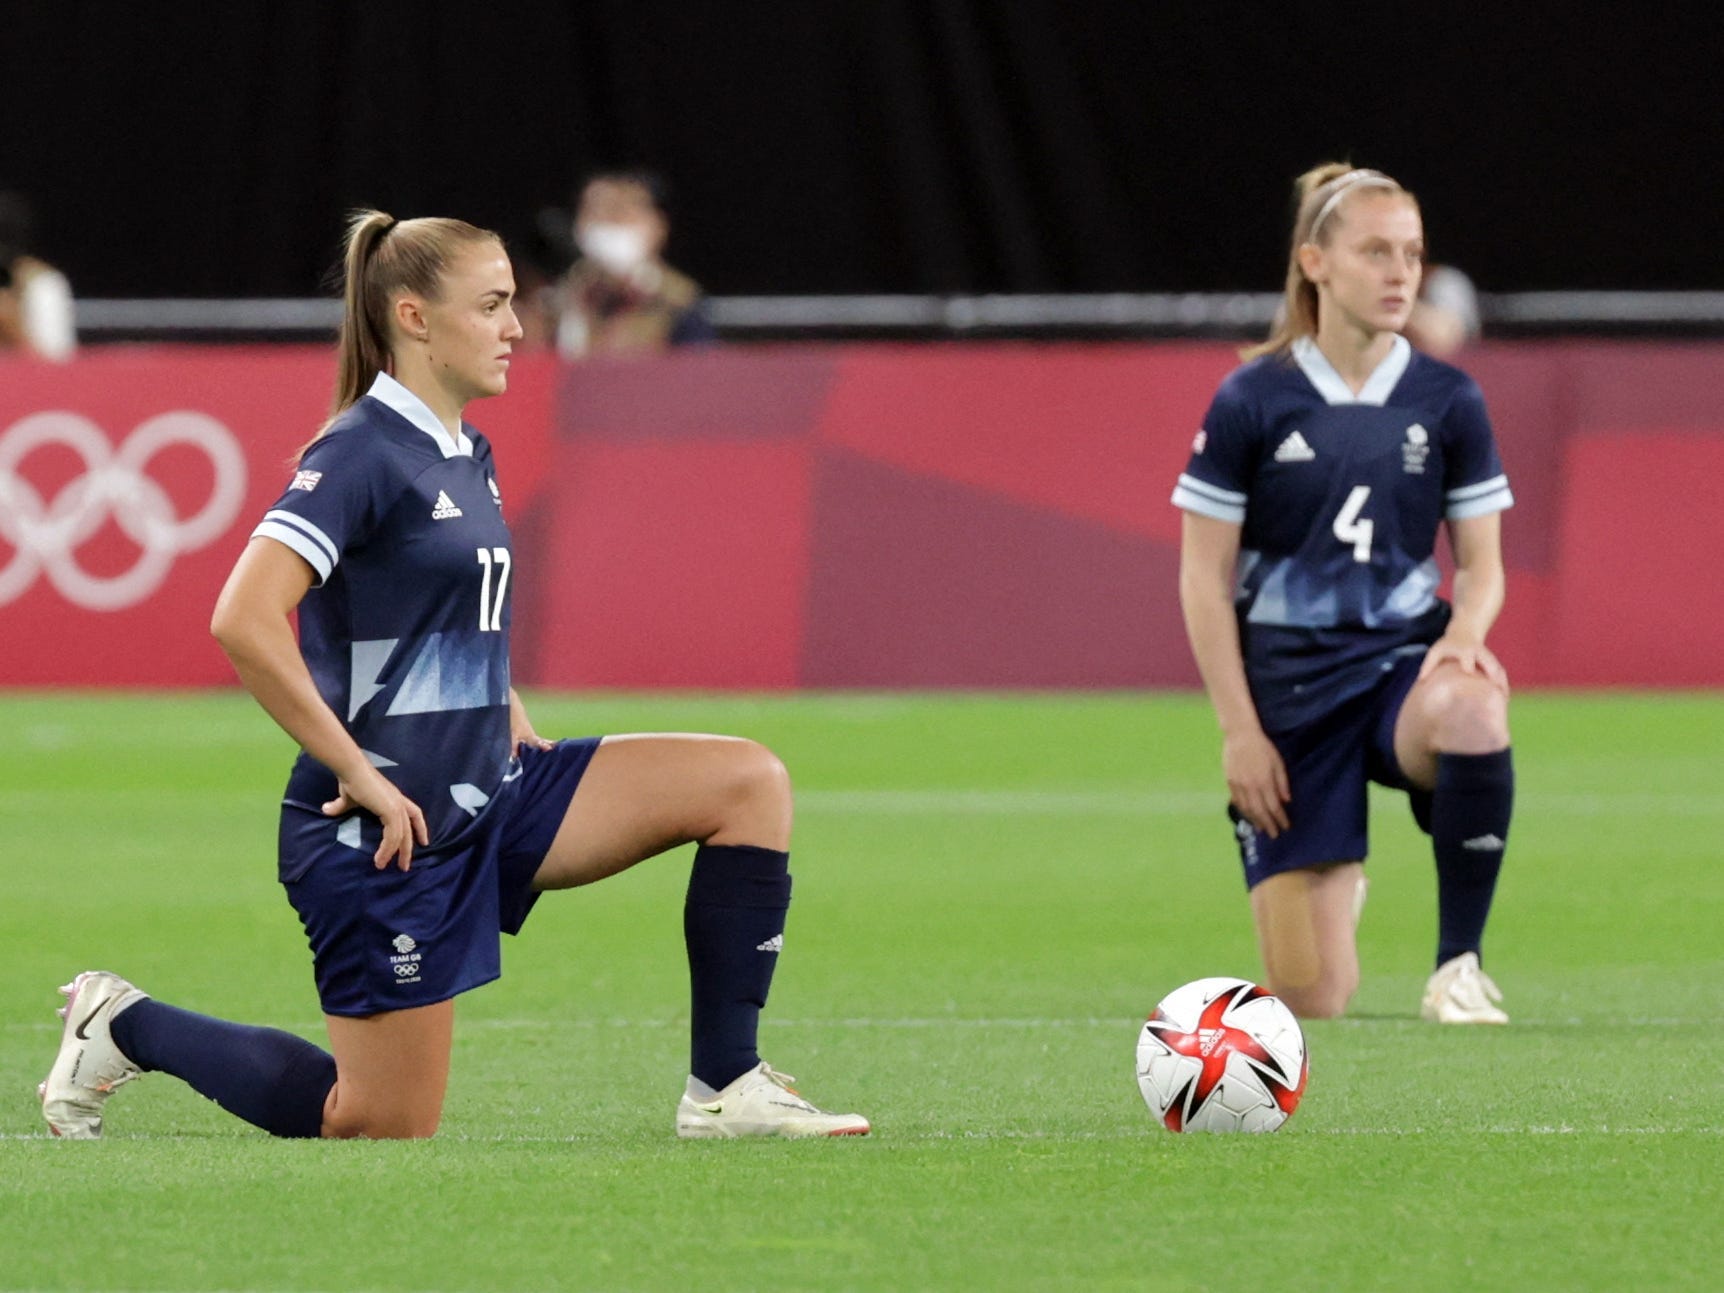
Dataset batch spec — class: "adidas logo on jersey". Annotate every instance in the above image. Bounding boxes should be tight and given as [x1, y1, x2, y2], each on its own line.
[1273, 430, 1316, 462]
[431, 490, 463, 519]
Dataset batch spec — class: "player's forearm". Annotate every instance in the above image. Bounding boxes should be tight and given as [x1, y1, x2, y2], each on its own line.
[1179, 578, 1264, 739]
[1447, 562, 1505, 645]
[212, 612, 375, 786]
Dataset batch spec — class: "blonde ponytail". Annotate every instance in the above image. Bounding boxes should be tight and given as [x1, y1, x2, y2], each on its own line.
[328, 210, 399, 420]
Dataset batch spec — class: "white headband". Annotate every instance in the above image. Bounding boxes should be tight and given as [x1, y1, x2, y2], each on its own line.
[1308, 169, 1399, 238]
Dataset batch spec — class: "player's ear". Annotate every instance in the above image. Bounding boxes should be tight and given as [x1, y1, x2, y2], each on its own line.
[1296, 242, 1325, 285]
[393, 294, 430, 343]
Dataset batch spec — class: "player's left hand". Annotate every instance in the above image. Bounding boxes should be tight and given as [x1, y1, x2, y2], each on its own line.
[1419, 636, 1510, 693]
[509, 688, 555, 757]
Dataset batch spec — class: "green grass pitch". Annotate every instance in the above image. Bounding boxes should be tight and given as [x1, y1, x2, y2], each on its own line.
[1, 690, 1720, 1291]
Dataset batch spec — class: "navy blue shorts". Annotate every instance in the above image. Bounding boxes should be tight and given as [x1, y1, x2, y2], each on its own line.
[281, 737, 602, 1017]
[1230, 655, 1433, 890]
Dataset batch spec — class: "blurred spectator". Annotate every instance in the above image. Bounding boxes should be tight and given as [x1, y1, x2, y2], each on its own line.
[541, 170, 714, 358]
[1403, 262, 1481, 358]
[0, 191, 76, 361]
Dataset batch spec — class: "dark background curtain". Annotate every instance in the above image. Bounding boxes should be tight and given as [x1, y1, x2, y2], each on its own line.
[2, 1, 1714, 298]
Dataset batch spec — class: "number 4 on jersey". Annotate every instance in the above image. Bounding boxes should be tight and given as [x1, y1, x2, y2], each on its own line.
[1333, 486, 1373, 563]
[476, 546, 511, 631]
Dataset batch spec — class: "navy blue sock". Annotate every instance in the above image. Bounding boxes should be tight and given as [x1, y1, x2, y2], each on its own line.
[110, 999, 335, 1139]
[1431, 748, 1514, 968]
[684, 843, 791, 1090]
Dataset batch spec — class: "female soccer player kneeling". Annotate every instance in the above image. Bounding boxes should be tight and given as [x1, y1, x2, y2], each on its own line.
[1174, 164, 1516, 1024]
[40, 211, 869, 1140]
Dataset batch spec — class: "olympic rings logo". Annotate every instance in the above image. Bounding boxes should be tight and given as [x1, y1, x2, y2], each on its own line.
[0, 411, 247, 611]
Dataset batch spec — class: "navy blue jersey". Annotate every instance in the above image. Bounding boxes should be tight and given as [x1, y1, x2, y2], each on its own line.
[251, 374, 515, 847]
[1173, 337, 1512, 733]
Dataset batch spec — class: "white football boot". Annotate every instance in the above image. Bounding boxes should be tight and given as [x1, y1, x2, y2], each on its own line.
[39, 971, 150, 1138]
[1420, 952, 1509, 1025]
[675, 1062, 870, 1139]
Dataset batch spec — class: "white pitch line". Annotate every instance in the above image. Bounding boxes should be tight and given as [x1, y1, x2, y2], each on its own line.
[855, 1125, 1705, 1138]
[4, 788, 1718, 817]
[2, 1125, 1720, 1144]
[453, 1016, 1137, 1031]
[796, 789, 1218, 815]
[450, 1019, 1717, 1032]
[6, 1014, 1719, 1033]
[1312, 1125, 1724, 1137]
[793, 789, 1724, 816]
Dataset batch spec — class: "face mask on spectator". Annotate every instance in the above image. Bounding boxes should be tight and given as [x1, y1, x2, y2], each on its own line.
[578, 223, 651, 275]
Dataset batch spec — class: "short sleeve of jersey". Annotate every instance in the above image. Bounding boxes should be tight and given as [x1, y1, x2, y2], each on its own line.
[1171, 371, 1258, 524]
[1441, 375, 1514, 520]
[251, 431, 389, 585]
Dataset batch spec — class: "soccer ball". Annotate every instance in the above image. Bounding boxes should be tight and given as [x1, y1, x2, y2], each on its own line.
[1135, 977, 1307, 1133]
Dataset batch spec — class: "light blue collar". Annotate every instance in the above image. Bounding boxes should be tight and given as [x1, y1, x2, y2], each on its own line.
[367, 372, 472, 458]
[1292, 335, 1411, 406]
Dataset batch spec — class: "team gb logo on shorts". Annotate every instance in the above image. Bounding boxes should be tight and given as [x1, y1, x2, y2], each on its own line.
[389, 933, 423, 983]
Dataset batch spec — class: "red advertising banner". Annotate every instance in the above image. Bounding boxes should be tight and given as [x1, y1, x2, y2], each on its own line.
[0, 349, 324, 686]
[0, 348, 557, 686]
[3, 342, 1722, 690]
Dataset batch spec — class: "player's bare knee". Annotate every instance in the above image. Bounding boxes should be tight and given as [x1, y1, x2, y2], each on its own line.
[1269, 971, 1354, 1020]
[321, 1086, 442, 1140]
[692, 739, 791, 847]
[719, 739, 792, 829]
[744, 738, 791, 796]
[1431, 680, 1509, 753]
[323, 1107, 441, 1140]
[1304, 995, 1348, 1021]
